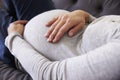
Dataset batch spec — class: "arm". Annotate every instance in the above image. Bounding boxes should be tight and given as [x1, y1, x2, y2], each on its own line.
[0, 18, 32, 80]
[5, 21, 120, 80]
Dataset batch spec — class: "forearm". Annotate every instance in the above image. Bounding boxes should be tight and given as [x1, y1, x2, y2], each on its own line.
[5, 32, 66, 80]
[5, 32, 120, 80]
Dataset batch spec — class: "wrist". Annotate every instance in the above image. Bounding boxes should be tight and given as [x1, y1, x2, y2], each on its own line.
[8, 32, 23, 37]
[71, 10, 89, 23]
[8, 31, 22, 36]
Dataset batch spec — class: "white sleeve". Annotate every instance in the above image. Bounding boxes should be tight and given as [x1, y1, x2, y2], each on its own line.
[5, 32, 120, 80]
[88, 14, 96, 23]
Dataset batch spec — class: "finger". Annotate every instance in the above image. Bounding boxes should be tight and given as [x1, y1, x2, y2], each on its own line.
[44, 17, 60, 38]
[45, 25, 55, 38]
[52, 22, 73, 42]
[68, 23, 84, 37]
[48, 18, 66, 42]
[13, 20, 28, 25]
[46, 16, 58, 26]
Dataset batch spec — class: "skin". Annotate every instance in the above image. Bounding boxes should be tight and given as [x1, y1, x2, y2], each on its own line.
[8, 10, 89, 42]
[7, 20, 28, 35]
[45, 10, 89, 43]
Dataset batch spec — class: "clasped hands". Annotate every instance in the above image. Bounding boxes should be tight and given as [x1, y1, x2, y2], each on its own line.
[8, 10, 89, 43]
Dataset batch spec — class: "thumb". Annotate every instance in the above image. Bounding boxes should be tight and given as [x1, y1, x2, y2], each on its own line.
[68, 23, 84, 37]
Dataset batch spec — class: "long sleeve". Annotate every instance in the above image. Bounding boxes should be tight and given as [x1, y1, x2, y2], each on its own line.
[89, 15, 96, 23]
[5, 31, 120, 80]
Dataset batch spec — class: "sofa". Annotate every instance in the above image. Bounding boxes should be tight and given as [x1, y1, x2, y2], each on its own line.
[52, 0, 120, 17]
[0, 0, 120, 80]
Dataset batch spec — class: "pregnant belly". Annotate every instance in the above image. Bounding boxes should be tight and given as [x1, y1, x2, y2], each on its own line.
[24, 10, 83, 61]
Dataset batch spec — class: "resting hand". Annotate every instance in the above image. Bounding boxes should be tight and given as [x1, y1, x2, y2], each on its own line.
[45, 10, 89, 43]
[7, 20, 28, 35]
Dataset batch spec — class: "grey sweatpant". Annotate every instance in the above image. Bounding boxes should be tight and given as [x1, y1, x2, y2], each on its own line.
[5, 10, 120, 80]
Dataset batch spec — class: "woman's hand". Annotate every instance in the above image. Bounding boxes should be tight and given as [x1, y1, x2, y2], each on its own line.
[7, 20, 28, 35]
[45, 10, 89, 43]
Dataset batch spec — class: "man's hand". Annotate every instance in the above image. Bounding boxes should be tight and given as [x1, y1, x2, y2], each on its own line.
[7, 20, 28, 35]
[45, 10, 89, 43]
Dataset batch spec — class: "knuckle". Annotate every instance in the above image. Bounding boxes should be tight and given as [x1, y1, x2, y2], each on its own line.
[51, 32, 56, 37]
[47, 30, 52, 35]
[51, 25, 55, 28]
[49, 27, 54, 32]
[61, 14, 68, 20]
[51, 22, 57, 27]
[47, 27, 54, 34]
[67, 18, 72, 23]
[54, 28, 59, 33]
[57, 33, 62, 38]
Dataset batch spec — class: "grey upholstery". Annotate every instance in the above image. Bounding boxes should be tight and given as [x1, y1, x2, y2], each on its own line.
[1, 0, 120, 17]
[52, 0, 120, 17]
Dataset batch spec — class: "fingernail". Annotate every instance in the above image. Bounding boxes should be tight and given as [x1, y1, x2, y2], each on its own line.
[47, 39, 51, 42]
[47, 38, 52, 42]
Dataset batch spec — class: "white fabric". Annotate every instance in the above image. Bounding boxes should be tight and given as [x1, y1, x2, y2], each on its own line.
[23, 10, 87, 60]
[5, 10, 120, 80]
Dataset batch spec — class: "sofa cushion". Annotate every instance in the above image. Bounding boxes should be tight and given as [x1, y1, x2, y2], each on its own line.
[1, 0, 120, 17]
[52, 0, 120, 17]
